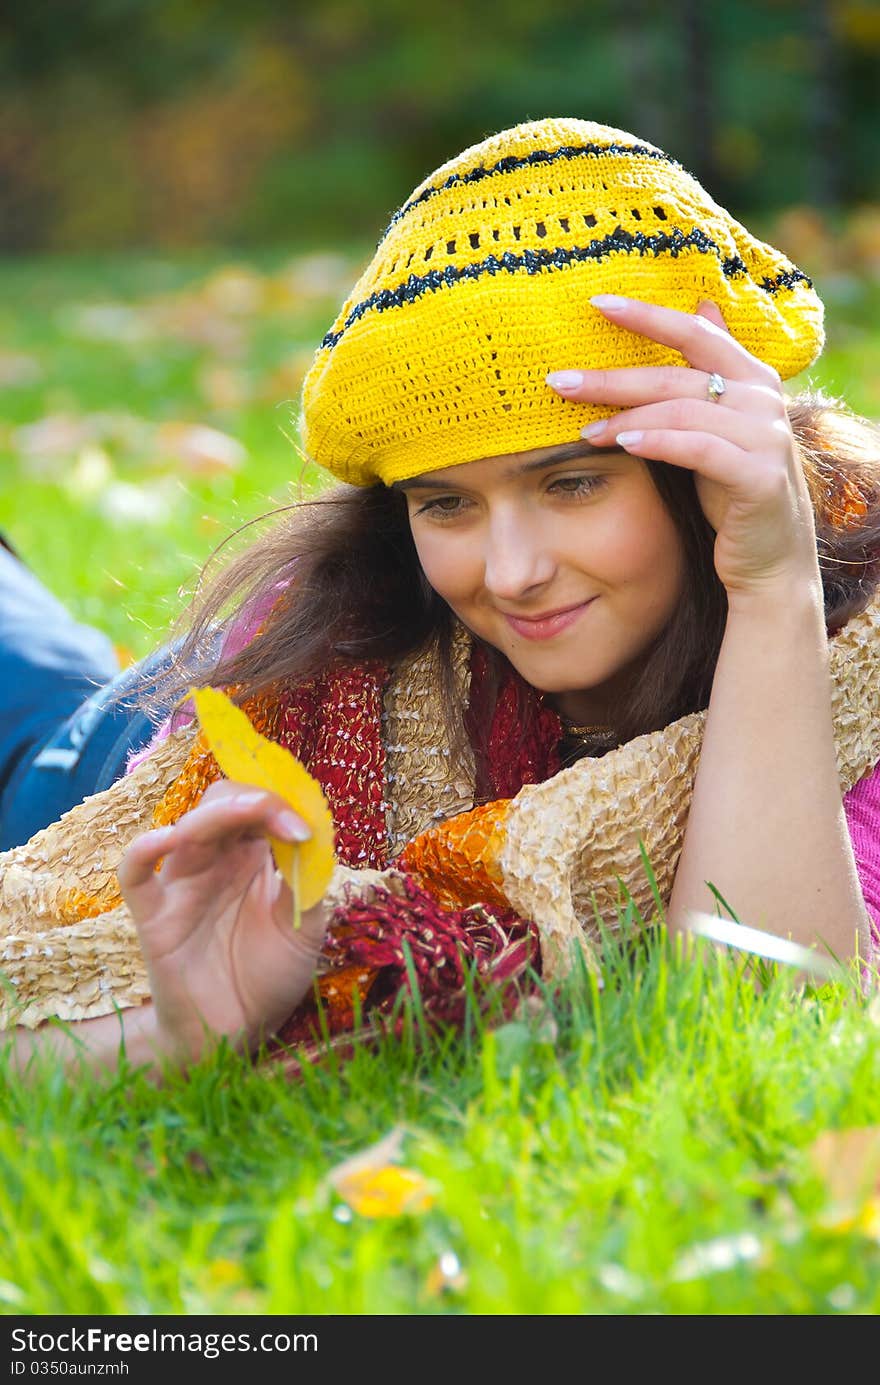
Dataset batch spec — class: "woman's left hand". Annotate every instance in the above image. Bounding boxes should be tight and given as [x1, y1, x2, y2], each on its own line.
[547, 295, 821, 604]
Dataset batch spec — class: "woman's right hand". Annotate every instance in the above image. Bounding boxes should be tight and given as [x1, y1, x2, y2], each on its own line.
[116, 781, 329, 1064]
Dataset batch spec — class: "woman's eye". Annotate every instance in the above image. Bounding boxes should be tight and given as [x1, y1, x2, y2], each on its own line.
[549, 474, 605, 498]
[416, 495, 468, 517]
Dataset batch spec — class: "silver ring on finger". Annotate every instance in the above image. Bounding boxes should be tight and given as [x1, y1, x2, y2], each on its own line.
[706, 371, 726, 404]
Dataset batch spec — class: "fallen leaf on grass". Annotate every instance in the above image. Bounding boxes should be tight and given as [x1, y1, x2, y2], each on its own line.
[190, 686, 335, 915]
[156, 422, 246, 475]
[334, 1165, 434, 1219]
[326, 1128, 435, 1219]
[13, 414, 95, 468]
[809, 1126, 880, 1237]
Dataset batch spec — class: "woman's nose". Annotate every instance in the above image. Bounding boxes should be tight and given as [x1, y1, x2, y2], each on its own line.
[482, 514, 556, 599]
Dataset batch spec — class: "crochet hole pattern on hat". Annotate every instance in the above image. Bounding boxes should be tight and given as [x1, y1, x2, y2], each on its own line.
[300, 117, 824, 488]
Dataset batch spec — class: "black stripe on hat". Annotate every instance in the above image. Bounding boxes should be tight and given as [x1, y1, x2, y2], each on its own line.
[381, 141, 680, 240]
[320, 226, 811, 351]
[760, 267, 812, 292]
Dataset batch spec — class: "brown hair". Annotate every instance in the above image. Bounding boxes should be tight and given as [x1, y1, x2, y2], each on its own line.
[134, 389, 880, 755]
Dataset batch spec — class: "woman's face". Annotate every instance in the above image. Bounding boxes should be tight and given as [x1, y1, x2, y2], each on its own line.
[400, 440, 687, 725]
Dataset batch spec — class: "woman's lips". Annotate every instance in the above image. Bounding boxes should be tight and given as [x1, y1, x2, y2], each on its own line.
[503, 598, 596, 642]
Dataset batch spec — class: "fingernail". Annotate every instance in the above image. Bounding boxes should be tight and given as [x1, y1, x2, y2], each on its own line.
[546, 370, 584, 391]
[233, 790, 266, 807]
[591, 294, 629, 312]
[616, 430, 643, 446]
[276, 810, 311, 843]
[581, 421, 606, 440]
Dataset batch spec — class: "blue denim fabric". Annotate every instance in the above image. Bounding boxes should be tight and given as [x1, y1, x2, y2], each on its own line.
[0, 547, 178, 851]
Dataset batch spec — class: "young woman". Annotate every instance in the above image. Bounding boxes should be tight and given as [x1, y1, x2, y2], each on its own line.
[3, 117, 880, 1076]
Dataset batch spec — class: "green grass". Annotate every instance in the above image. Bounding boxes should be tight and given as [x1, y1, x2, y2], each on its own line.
[1, 248, 880, 1315]
[2, 937, 880, 1314]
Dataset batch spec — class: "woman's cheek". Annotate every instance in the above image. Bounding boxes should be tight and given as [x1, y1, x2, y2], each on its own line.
[606, 493, 685, 596]
[411, 529, 469, 604]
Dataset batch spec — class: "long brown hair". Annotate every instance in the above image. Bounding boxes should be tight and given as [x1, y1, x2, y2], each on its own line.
[134, 389, 880, 753]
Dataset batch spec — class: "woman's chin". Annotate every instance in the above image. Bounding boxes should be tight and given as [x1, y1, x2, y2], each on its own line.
[504, 658, 613, 699]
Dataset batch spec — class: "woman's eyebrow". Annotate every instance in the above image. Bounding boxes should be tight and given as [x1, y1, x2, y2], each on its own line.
[395, 442, 621, 491]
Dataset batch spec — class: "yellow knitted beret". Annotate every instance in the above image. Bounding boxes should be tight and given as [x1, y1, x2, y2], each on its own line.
[300, 116, 825, 488]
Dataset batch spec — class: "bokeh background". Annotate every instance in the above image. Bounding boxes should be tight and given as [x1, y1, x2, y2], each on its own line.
[2, 0, 879, 655]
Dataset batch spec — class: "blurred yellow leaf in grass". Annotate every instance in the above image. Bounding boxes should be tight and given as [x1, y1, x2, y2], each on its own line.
[809, 1126, 880, 1240]
[326, 1128, 435, 1219]
[334, 1165, 435, 1219]
[204, 1258, 244, 1289]
[190, 686, 335, 912]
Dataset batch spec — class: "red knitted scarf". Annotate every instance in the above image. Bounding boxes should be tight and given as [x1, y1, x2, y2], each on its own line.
[266, 649, 564, 1053]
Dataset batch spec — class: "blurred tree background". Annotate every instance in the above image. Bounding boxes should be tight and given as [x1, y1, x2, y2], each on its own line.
[1, 0, 879, 252]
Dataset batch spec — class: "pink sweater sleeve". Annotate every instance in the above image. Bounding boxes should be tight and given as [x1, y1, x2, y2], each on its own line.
[844, 761, 880, 953]
[125, 582, 288, 774]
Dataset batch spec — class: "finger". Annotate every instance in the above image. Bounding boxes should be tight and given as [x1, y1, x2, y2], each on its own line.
[193, 783, 312, 844]
[580, 397, 777, 451]
[614, 427, 765, 494]
[117, 825, 176, 914]
[616, 429, 799, 520]
[696, 300, 731, 333]
[587, 294, 782, 385]
[547, 367, 781, 415]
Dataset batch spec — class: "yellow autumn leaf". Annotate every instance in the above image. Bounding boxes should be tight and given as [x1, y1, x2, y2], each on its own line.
[810, 1126, 880, 1240]
[334, 1165, 435, 1219]
[190, 686, 335, 910]
[809, 1126, 880, 1208]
